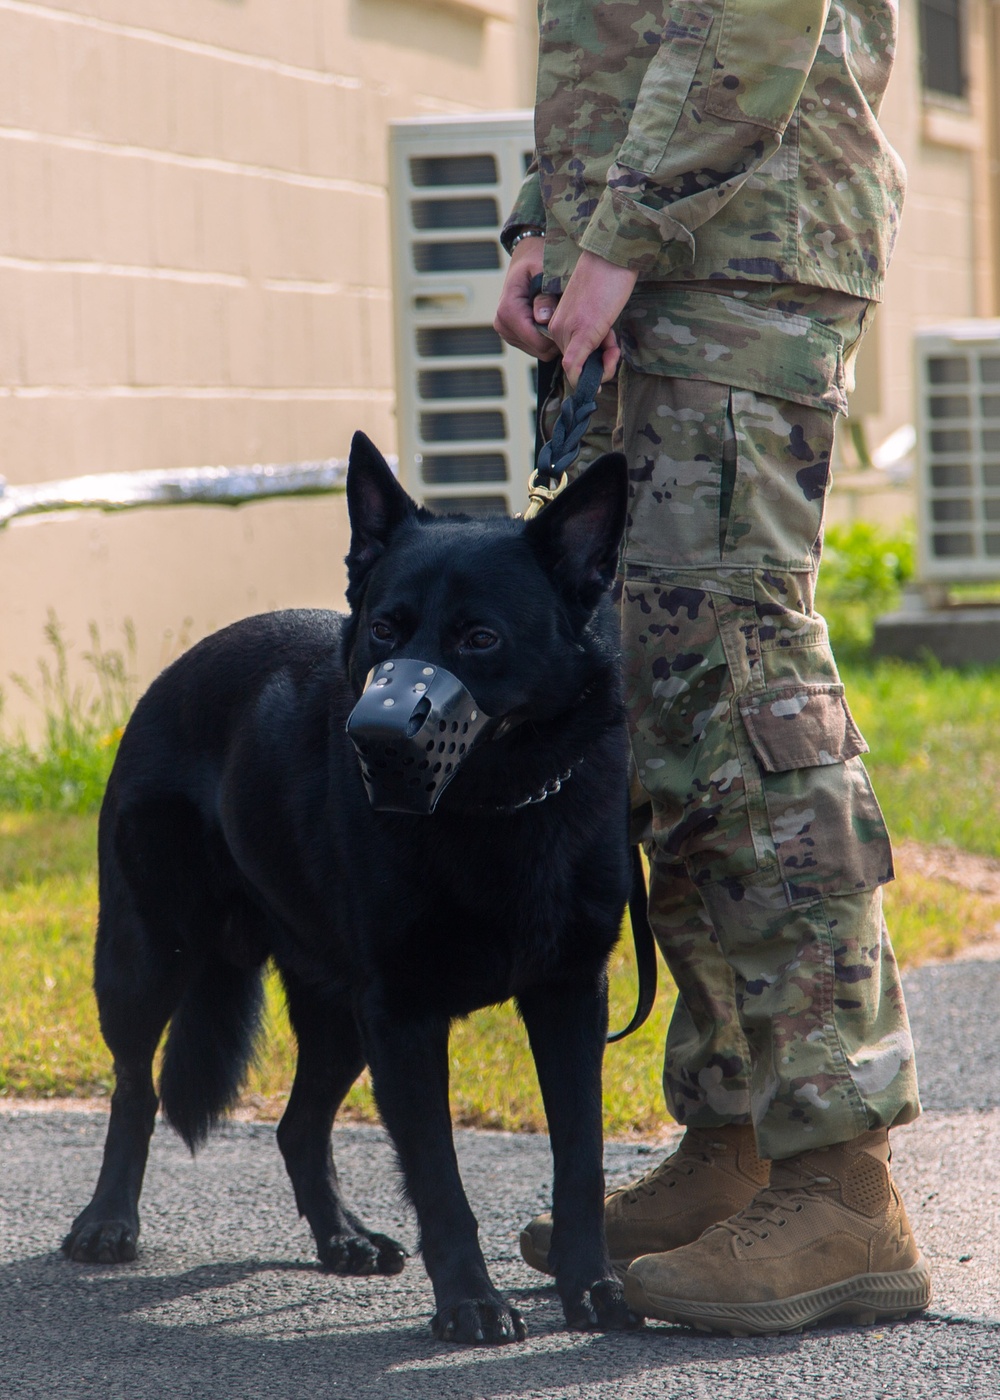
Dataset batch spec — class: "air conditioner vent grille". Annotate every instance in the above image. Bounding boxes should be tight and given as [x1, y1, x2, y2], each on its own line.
[416, 326, 502, 358]
[418, 368, 504, 400]
[392, 114, 536, 513]
[419, 410, 505, 442]
[409, 154, 498, 187]
[412, 241, 500, 274]
[420, 454, 508, 485]
[916, 324, 1000, 579]
[411, 197, 499, 230]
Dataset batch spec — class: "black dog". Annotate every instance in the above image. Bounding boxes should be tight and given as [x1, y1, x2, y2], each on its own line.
[63, 433, 637, 1344]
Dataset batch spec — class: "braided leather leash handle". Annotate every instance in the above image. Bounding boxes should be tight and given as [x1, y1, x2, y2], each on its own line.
[522, 274, 605, 520]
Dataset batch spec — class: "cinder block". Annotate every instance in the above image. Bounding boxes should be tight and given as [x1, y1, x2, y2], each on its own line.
[129, 276, 178, 386]
[0, 270, 25, 386]
[225, 285, 269, 389]
[74, 272, 133, 385]
[131, 279, 231, 388]
[262, 287, 315, 390]
[8, 143, 56, 262]
[9, 11, 72, 136]
[148, 158, 202, 270]
[21, 271, 80, 385]
[298, 80, 363, 184]
[304, 288, 363, 388]
[47, 145, 106, 263]
[169, 49, 223, 161]
[359, 294, 395, 392]
[99, 152, 155, 268]
[111, 30, 178, 152]
[197, 166, 249, 277]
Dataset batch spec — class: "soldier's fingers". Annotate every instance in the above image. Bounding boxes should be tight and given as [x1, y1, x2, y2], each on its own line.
[531, 294, 559, 329]
[560, 326, 618, 389]
[494, 280, 559, 360]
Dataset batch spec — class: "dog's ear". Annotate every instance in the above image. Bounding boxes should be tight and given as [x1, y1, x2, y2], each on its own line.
[345, 432, 418, 594]
[524, 452, 628, 611]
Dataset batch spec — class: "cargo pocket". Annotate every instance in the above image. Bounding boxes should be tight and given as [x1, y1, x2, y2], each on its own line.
[739, 684, 893, 906]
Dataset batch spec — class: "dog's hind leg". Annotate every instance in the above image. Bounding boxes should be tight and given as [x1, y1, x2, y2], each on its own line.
[276, 970, 407, 1276]
[62, 878, 184, 1264]
[518, 977, 640, 1333]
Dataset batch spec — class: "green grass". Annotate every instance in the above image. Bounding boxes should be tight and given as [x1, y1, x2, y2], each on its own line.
[0, 811, 676, 1133]
[841, 659, 1000, 858]
[3, 782, 999, 1133]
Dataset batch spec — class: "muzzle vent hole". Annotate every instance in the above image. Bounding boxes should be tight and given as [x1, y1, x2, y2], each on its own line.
[406, 697, 432, 738]
[439, 720, 447, 733]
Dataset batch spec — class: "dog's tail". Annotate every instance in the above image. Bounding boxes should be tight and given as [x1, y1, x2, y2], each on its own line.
[158, 960, 265, 1152]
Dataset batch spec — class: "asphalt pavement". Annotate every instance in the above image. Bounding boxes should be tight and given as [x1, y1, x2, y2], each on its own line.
[1, 949, 998, 1400]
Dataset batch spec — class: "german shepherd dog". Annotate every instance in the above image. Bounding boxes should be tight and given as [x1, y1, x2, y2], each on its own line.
[62, 433, 638, 1344]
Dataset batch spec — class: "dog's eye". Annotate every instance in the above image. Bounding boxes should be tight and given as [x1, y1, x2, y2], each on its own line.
[466, 628, 499, 651]
[370, 620, 394, 643]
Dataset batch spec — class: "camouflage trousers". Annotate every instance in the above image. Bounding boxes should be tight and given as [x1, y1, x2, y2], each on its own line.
[547, 290, 920, 1160]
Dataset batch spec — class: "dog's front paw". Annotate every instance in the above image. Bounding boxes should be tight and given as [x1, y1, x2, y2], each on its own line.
[563, 1276, 642, 1332]
[62, 1218, 138, 1264]
[319, 1230, 408, 1276]
[431, 1298, 527, 1345]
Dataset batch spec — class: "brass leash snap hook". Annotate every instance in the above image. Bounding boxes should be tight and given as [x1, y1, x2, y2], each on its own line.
[521, 468, 569, 521]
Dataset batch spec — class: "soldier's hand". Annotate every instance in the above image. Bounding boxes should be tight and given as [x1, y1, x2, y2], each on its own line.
[494, 237, 560, 361]
[547, 251, 638, 388]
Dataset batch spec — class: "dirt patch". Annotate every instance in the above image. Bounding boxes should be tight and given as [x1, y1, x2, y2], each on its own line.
[895, 839, 1000, 899]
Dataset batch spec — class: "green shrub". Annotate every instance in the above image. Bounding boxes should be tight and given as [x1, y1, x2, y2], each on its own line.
[0, 614, 136, 813]
[817, 519, 915, 655]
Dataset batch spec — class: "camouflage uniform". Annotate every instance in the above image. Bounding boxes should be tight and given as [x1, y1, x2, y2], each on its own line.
[503, 1, 920, 1159]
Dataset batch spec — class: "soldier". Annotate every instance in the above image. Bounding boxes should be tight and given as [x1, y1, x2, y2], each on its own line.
[495, 1, 932, 1334]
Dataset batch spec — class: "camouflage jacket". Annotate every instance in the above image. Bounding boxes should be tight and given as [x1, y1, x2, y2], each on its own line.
[503, 1, 905, 303]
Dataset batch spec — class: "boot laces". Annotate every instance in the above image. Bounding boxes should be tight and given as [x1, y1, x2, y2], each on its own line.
[620, 1139, 729, 1204]
[714, 1176, 834, 1246]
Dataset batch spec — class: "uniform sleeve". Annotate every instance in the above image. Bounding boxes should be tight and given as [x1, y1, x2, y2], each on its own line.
[579, 0, 830, 276]
[500, 159, 547, 254]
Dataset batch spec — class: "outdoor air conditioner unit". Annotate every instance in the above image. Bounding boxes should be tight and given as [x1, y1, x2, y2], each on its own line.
[389, 112, 536, 515]
[915, 321, 1000, 583]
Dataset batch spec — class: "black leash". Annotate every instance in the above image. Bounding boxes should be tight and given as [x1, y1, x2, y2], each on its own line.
[524, 283, 658, 1043]
[606, 846, 658, 1043]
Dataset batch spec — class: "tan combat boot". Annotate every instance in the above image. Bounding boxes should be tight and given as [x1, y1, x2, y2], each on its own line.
[520, 1124, 769, 1277]
[624, 1128, 932, 1335]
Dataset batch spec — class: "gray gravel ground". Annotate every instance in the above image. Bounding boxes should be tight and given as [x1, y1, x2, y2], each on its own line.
[1, 953, 997, 1400]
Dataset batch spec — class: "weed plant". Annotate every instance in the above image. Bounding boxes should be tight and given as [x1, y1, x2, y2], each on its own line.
[817, 518, 915, 658]
[0, 614, 135, 812]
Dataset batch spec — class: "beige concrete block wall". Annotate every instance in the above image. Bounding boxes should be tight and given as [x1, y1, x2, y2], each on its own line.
[830, 0, 1000, 529]
[0, 0, 537, 734]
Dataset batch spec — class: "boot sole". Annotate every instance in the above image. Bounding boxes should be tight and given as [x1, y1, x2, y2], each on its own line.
[519, 1232, 631, 1281]
[624, 1258, 932, 1336]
